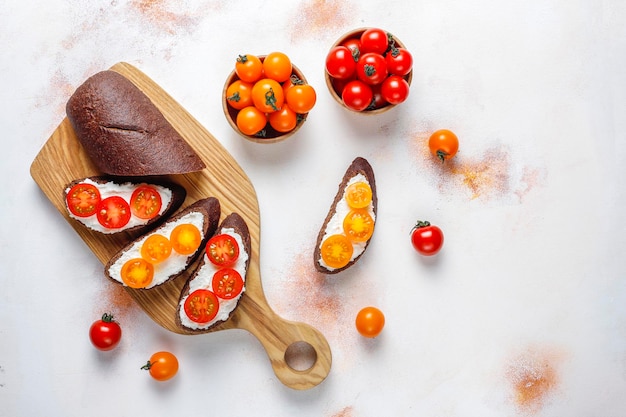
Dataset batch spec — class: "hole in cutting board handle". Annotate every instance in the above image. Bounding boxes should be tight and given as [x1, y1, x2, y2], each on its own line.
[284, 341, 318, 372]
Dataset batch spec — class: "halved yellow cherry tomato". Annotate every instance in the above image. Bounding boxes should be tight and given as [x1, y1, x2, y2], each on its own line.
[170, 224, 202, 255]
[343, 209, 375, 242]
[141, 234, 172, 264]
[344, 181, 373, 209]
[120, 258, 154, 289]
[320, 234, 354, 269]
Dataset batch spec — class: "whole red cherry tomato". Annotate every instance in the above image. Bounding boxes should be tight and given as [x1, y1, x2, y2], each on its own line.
[381, 75, 410, 105]
[360, 28, 389, 55]
[326, 45, 357, 80]
[341, 80, 373, 112]
[410, 221, 444, 256]
[385, 47, 413, 76]
[89, 313, 122, 351]
[356, 52, 388, 85]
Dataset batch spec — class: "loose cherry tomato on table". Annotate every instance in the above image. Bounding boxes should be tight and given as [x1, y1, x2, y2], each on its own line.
[184, 289, 219, 323]
[356, 52, 388, 85]
[96, 196, 131, 229]
[66, 183, 101, 217]
[342, 80, 373, 112]
[235, 54, 263, 83]
[360, 28, 389, 55]
[206, 234, 240, 267]
[381, 75, 410, 105]
[89, 313, 122, 351]
[142, 351, 179, 381]
[410, 220, 444, 256]
[428, 129, 459, 162]
[130, 185, 162, 220]
[355, 306, 385, 338]
[325, 45, 357, 80]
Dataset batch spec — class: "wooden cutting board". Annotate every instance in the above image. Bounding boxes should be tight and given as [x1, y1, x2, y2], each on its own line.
[29, 62, 331, 390]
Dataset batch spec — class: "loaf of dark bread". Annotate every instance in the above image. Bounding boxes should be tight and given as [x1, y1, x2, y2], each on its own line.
[176, 212, 251, 333]
[104, 197, 221, 289]
[63, 176, 186, 234]
[66, 70, 206, 176]
[314, 157, 377, 274]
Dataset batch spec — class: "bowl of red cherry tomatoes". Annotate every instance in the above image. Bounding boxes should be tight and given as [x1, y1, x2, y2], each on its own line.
[325, 28, 413, 114]
[223, 52, 316, 143]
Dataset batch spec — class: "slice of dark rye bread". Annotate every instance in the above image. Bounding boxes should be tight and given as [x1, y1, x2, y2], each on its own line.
[104, 197, 221, 288]
[64, 176, 186, 234]
[66, 70, 206, 176]
[175, 212, 251, 333]
[314, 157, 378, 274]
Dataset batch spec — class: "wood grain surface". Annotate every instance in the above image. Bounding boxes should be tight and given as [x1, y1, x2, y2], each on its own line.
[29, 62, 331, 390]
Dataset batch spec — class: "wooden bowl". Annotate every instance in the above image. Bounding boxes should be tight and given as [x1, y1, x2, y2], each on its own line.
[222, 56, 309, 144]
[325, 28, 413, 114]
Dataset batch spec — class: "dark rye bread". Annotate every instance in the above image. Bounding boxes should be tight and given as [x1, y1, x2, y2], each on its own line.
[104, 197, 221, 288]
[64, 176, 186, 234]
[314, 157, 377, 274]
[175, 212, 251, 333]
[66, 70, 206, 176]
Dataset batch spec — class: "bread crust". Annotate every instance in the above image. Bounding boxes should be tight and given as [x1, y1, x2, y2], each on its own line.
[104, 197, 221, 288]
[175, 212, 251, 333]
[314, 157, 377, 274]
[66, 70, 206, 176]
[64, 175, 186, 234]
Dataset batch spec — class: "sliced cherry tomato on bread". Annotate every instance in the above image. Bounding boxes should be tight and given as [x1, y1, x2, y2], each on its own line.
[120, 258, 154, 289]
[184, 289, 219, 324]
[96, 196, 131, 229]
[170, 224, 202, 255]
[206, 234, 239, 267]
[66, 183, 101, 217]
[130, 185, 162, 220]
[345, 181, 373, 209]
[141, 234, 172, 264]
[320, 234, 354, 269]
[343, 209, 375, 242]
[212, 268, 244, 300]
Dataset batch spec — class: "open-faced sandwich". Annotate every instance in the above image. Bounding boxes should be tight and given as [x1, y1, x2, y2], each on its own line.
[66, 70, 206, 177]
[104, 197, 221, 289]
[64, 176, 186, 234]
[176, 213, 251, 333]
[314, 157, 377, 274]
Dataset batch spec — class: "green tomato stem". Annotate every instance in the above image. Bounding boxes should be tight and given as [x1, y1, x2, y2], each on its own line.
[101, 313, 115, 323]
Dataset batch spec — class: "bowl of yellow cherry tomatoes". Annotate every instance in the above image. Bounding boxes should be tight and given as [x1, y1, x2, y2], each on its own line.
[223, 52, 317, 143]
[325, 28, 413, 114]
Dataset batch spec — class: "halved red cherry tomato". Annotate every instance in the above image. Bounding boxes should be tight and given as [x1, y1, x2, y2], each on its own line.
[120, 258, 154, 289]
[206, 234, 239, 267]
[343, 209, 375, 242]
[345, 181, 373, 209]
[170, 223, 202, 255]
[96, 196, 131, 229]
[141, 234, 172, 264]
[66, 183, 101, 217]
[212, 268, 244, 299]
[320, 234, 354, 269]
[130, 185, 162, 220]
[184, 289, 219, 324]
[360, 28, 389, 55]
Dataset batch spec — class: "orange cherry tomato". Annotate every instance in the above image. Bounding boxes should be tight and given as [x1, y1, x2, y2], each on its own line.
[343, 209, 375, 242]
[140, 234, 172, 264]
[225, 80, 253, 110]
[212, 268, 244, 299]
[262, 52, 292, 82]
[235, 54, 263, 83]
[206, 234, 239, 267]
[268, 105, 297, 133]
[130, 185, 162, 220]
[251, 78, 284, 113]
[142, 351, 179, 381]
[285, 83, 316, 114]
[428, 129, 459, 162]
[66, 183, 101, 217]
[236, 106, 267, 136]
[170, 223, 202, 255]
[344, 181, 373, 209]
[355, 306, 385, 338]
[320, 234, 354, 269]
[120, 258, 154, 289]
[184, 289, 219, 324]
